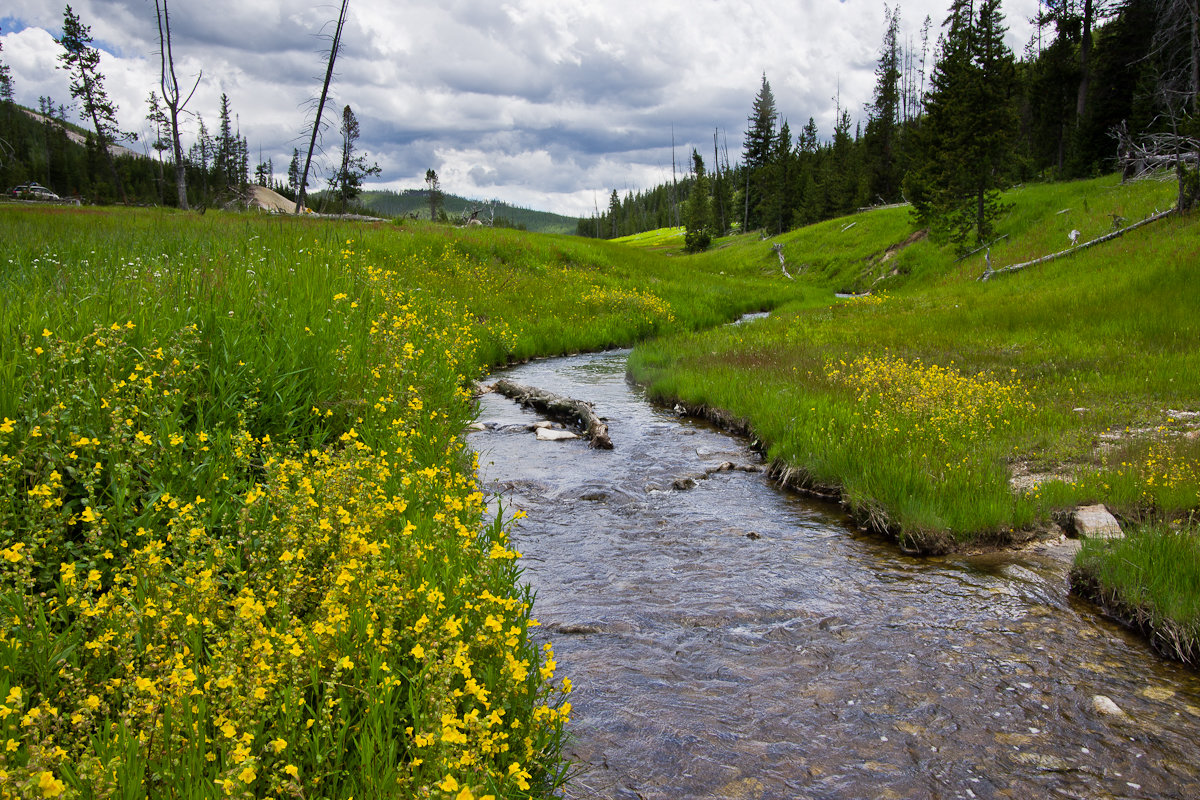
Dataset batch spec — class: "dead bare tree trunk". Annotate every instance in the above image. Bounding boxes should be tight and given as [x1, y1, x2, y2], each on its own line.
[295, 0, 350, 215]
[979, 207, 1176, 280]
[154, 0, 199, 210]
[772, 243, 793, 279]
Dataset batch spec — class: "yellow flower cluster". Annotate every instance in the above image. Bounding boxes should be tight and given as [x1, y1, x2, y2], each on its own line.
[582, 285, 676, 324]
[0, 249, 567, 797]
[825, 353, 1035, 446]
[843, 291, 887, 306]
[1108, 439, 1200, 511]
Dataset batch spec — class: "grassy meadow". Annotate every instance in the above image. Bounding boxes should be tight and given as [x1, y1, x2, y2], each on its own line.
[0, 169, 1196, 800]
[627, 173, 1200, 661]
[0, 205, 810, 798]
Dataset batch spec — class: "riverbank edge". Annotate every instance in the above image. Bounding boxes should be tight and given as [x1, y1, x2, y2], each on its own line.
[654, 394, 1200, 670]
[1070, 564, 1199, 665]
[657, 397, 1061, 555]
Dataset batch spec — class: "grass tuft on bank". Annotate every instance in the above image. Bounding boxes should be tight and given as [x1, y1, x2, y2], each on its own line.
[1072, 523, 1200, 664]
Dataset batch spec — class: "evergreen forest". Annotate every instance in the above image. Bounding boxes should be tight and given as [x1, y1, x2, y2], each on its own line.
[578, 0, 1200, 251]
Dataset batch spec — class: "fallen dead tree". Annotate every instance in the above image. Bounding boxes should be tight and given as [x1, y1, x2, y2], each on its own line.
[978, 207, 1177, 281]
[771, 243, 793, 279]
[491, 379, 613, 449]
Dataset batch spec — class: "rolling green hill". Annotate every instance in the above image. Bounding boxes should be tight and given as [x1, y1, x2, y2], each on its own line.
[358, 188, 580, 234]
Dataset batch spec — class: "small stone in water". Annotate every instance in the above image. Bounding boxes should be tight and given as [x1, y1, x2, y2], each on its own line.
[536, 428, 578, 441]
[1091, 695, 1130, 719]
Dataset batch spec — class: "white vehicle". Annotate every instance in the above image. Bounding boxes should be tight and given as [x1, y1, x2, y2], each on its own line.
[9, 183, 61, 201]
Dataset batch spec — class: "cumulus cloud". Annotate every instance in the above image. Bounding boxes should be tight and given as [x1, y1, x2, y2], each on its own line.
[3, 0, 1038, 216]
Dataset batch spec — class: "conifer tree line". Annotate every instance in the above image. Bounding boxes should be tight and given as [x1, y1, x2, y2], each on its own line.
[0, 5, 381, 210]
[578, 0, 1200, 250]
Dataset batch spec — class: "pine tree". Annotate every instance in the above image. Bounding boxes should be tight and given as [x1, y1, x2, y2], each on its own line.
[684, 150, 714, 252]
[795, 117, 822, 223]
[236, 132, 249, 188]
[607, 189, 621, 238]
[908, 0, 1017, 249]
[329, 105, 380, 206]
[188, 116, 213, 204]
[213, 93, 234, 190]
[864, 7, 903, 203]
[761, 119, 795, 234]
[287, 148, 302, 196]
[425, 169, 443, 222]
[827, 109, 859, 216]
[57, 5, 127, 203]
[743, 74, 778, 230]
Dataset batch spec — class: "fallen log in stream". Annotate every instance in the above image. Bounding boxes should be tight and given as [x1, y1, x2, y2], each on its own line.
[491, 379, 613, 449]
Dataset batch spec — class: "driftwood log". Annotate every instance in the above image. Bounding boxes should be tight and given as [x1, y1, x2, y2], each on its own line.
[492, 379, 613, 449]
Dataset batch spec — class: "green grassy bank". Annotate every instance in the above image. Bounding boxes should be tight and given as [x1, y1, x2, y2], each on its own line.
[627, 174, 1200, 662]
[0, 205, 809, 797]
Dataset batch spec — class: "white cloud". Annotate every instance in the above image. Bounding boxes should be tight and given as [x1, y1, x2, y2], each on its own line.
[3, 0, 1039, 216]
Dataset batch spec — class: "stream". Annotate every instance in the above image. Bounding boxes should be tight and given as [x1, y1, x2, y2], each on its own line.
[468, 349, 1200, 800]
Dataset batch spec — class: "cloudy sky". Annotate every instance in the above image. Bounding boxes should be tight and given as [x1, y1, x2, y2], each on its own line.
[2, 0, 1037, 216]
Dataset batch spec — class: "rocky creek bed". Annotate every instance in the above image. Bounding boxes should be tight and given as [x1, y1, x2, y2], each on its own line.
[469, 349, 1200, 800]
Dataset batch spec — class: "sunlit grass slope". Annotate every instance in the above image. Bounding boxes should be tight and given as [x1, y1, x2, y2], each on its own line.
[631, 175, 1194, 542]
[622, 174, 1176, 293]
[0, 206, 811, 797]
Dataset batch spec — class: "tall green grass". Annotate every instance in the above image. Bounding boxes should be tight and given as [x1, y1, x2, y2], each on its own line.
[0, 205, 811, 796]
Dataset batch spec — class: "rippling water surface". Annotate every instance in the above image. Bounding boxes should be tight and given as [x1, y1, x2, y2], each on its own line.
[469, 350, 1200, 800]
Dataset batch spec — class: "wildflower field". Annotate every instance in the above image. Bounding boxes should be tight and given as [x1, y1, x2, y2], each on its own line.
[0, 206, 809, 798]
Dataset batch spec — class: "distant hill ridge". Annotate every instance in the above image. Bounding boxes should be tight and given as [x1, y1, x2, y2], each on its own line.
[358, 189, 579, 234]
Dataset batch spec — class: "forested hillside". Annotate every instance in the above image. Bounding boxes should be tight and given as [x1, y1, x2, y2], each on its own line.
[358, 189, 579, 233]
[2, 0, 1195, 240]
[579, 0, 1199, 249]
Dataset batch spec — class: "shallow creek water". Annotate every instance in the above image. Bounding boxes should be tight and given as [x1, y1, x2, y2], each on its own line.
[468, 349, 1200, 800]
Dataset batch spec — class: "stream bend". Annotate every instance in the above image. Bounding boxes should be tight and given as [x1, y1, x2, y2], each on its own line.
[470, 350, 1200, 800]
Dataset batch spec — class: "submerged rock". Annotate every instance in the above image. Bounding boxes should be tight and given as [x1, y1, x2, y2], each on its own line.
[1013, 752, 1075, 772]
[1091, 694, 1131, 720]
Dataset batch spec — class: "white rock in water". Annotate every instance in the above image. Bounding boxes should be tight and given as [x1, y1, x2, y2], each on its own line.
[1091, 695, 1130, 719]
[1071, 505, 1123, 539]
[532, 421, 554, 430]
[536, 428, 578, 441]
[468, 422, 487, 431]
